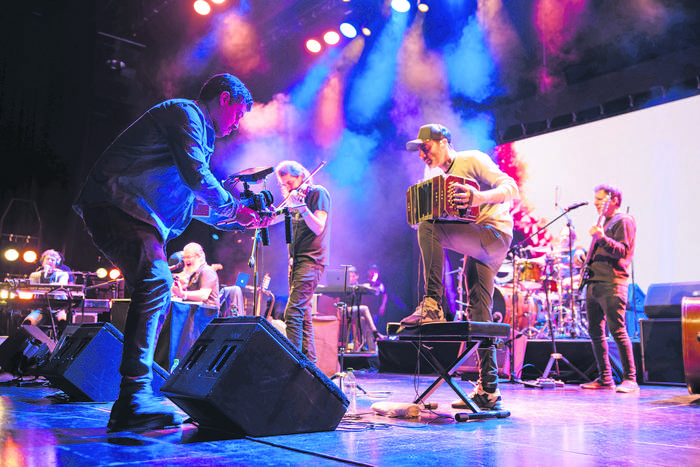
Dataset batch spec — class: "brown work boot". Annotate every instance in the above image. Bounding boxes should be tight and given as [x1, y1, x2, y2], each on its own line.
[400, 297, 445, 327]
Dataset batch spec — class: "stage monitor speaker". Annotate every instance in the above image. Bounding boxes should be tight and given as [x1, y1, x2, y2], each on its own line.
[38, 322, 169, 401]
[640, 318, 685, 385]
[0, 325, 55, 375]
[160, 316, 348, 437]
[109, 299, 131, 333]
[644, 282, 700, 319]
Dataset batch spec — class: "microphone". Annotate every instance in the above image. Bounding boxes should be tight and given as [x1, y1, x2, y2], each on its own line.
[565, 201, 588, 212]
[168, 260, 184, 271]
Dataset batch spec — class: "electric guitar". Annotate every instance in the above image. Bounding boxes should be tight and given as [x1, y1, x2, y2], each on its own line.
[577, 194, 611, 295]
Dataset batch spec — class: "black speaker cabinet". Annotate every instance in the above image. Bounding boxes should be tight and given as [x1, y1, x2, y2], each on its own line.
[0, 325, 56, 375]
[640, 318, 685, 385]
[644, 282, 700, 319]
[39, 322, 168, 401]
[160, 316, 348, 437]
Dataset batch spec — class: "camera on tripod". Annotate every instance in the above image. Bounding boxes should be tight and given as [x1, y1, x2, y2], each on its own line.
[225, 166, 275, 217]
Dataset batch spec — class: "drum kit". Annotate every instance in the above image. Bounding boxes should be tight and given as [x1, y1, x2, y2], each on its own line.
[494, 247, 589, 339]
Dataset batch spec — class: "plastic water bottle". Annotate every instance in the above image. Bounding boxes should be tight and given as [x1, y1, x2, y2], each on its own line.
[344, 368, 357, 415]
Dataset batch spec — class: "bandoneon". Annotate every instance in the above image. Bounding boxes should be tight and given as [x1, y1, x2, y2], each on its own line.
[406, 174, 480, 226]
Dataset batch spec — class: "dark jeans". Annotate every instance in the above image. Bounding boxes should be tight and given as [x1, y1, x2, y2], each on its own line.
[284, 260, 323, 364]
[81, 205, 172, 401]
[418, 221, 511, 391]
[586, 281, 636, 383]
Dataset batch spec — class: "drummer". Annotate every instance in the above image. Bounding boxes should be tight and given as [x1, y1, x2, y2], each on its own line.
[553, 225, 587, 288]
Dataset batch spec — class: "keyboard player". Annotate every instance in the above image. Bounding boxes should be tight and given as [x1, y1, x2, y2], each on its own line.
[23, 249, 74, 331]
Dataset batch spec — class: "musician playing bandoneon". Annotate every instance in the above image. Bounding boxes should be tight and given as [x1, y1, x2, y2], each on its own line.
[400, 123, 519, 411]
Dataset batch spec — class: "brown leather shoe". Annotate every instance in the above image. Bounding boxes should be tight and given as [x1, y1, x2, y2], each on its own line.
[580, 379, 615, 390]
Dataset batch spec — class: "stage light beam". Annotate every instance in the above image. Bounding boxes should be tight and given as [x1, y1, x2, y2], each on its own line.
[23, 250, 37, 263]
[340, 23, 357, 39]
[306, 39, 322, 53]
[324, 31, 341, 45]
[194, 0, 212, 16]
[391, 0, 411, 13]
[4, 249, 19, 262]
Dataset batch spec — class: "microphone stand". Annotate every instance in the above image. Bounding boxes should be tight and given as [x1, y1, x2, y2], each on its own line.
[331, 265, 366, 394]
[506, 204, 590, 388]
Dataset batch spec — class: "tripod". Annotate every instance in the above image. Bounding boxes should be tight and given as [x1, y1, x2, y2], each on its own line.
[507, 205, 590, 388]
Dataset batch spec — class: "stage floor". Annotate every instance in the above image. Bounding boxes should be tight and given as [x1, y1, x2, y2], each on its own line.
[1, 370, 698, 466]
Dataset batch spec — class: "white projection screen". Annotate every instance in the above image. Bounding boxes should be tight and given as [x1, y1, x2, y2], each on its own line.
[510, 93, 700, 293]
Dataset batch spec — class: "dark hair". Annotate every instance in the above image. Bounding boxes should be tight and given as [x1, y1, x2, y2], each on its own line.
[198, 73, 253, 111]
[594, 184, 622, 205]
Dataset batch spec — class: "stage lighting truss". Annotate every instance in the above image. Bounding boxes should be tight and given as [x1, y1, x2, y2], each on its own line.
[1, 234, 39, 265]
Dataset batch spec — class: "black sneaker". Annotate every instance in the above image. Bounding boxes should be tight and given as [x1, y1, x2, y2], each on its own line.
[452, 384, 503, 411]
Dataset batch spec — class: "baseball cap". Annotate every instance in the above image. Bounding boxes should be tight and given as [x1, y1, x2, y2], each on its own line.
[406, 124, 451, 151]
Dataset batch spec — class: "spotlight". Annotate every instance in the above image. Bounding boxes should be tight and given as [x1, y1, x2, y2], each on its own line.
[4, 248, 19, 262]
[361, 27, 372, 36]
[323, 31, 341, 45]
[109, 269, 122, 280]
[418, 2, 429, 13]
[96, 268, 108, 279]
[23, 250, 37, 263]
[210, 0, 226, 4]
[339, 23, 357, 39]
[390, 0, 411, 13]
[193, 0, 212, 15]
[306, 39, 322, 53]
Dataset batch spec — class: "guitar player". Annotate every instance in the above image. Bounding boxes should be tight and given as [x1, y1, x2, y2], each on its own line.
[400, 123, 519, 412]
[576, 184, 638, 393]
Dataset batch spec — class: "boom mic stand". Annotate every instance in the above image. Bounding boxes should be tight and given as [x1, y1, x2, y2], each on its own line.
[506, 204, 590, 388]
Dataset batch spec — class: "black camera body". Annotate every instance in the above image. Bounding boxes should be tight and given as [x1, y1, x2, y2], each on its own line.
[239, 187, 274, 214]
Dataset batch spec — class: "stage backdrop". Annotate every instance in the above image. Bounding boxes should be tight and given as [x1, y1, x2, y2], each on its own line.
[510, 94, 700, 292]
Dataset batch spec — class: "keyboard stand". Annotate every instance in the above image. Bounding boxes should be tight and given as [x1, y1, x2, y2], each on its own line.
[387, 321, 512, 421]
